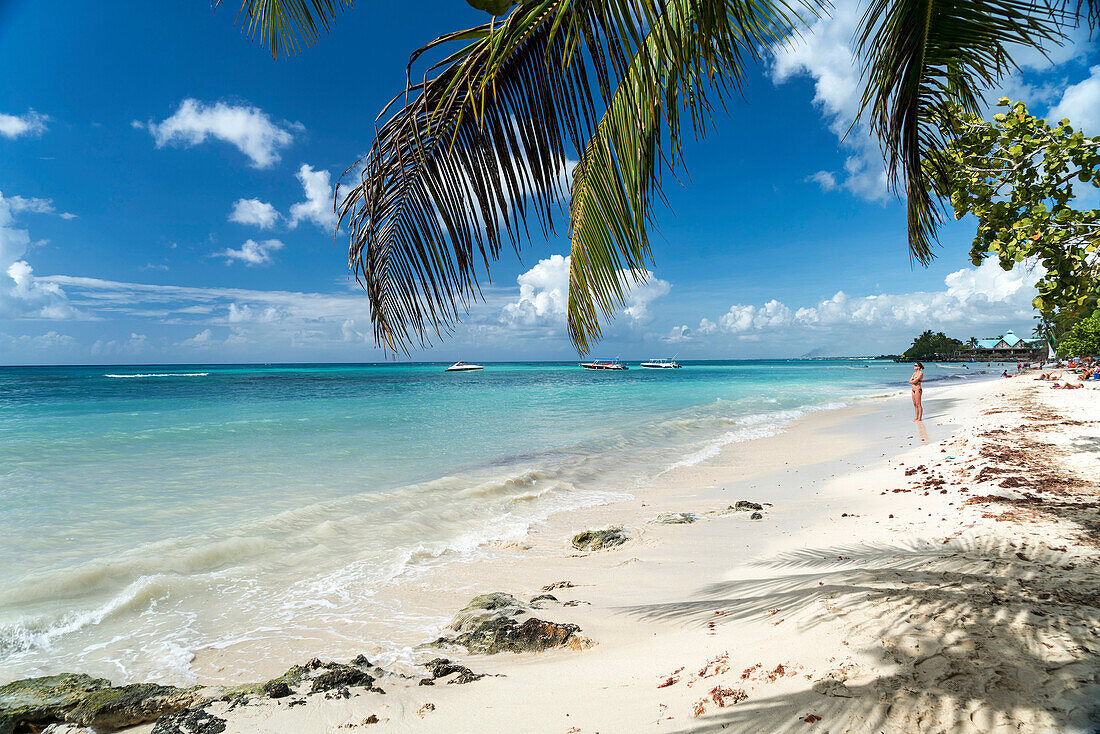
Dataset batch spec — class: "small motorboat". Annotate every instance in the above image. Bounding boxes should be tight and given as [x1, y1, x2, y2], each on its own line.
[580, 359, 628, 371]
[446, 361, 484, 372]
[639, 358, 681, 369]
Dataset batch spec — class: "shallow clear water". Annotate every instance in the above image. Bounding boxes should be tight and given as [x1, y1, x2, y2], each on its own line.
[0, 360, 985, 684]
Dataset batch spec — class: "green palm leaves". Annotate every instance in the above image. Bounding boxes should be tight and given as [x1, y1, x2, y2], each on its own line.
[230, 0, 350, 57]
[338, 0, 803, 354]
[855, 0, 1064, 263]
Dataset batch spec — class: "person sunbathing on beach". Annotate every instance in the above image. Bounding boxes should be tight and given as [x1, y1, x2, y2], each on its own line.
[909, 362, 924, 422]
[1051, 382, 1083, 389]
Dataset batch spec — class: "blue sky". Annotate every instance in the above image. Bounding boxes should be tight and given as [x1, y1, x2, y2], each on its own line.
[1, 1, 1098, 364]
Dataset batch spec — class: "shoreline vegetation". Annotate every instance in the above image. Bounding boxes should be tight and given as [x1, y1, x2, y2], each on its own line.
[3, 375, 1098, 733]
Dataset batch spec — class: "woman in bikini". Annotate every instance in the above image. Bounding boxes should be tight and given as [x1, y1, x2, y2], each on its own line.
[909, 361, 924, 422]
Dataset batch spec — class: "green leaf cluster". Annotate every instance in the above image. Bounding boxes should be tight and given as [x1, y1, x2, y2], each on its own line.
[930, 100, 1100, 333]
[902, 329, 963, 359]
[1056, 310, 1100, 357]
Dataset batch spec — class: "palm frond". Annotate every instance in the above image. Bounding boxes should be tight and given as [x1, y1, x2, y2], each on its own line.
[225, 0, 350, 57]
[566, 0, 796, 352]
[856, 0, 1064, 264]
[340, 0, 806, 354]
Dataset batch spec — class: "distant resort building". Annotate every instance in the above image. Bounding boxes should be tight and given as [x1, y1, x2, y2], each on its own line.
[957, 330, 1048, 362]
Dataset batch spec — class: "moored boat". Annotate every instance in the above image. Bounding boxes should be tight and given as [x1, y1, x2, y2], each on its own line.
[639, 358, 681, 369]
[580, 359, 628, 371]
[446, 361, 484, 372]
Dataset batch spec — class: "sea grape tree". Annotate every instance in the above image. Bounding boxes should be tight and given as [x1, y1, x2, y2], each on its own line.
[931, 99, 1100, 332]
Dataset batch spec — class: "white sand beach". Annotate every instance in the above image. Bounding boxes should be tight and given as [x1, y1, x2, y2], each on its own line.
[92, 374, 1098, 734]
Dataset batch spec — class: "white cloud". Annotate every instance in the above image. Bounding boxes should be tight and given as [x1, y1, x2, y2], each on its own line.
[7, 195, 54, 214]
[229, 198, 279, 229]
[180, 329, 214, 347]
[704, 259, 1039, 341]
[0, 110, 48, 139]
[697, 317, 717, 335]
[91, 333, 147, 357]
[807, 171, 838, 192]
[288, 165, 337, 231]
[662, 324, 692, 343]
[771, 0, 889, 201]
[771, 0, 1090, 201]
[218, 238, 284, 266]
[500, 253, 671, 330]
[1049, 64, 1100, 135]
[5, 195, 76, 219]
[0, 331, 75, 357]
[341, 319, 365, 342]
[501, 254, 571, 325]
[227, 302, 283, 322]
[622, 275, 671, 322]
[0, 193, 79, 320]
[139, 99, 297, 168]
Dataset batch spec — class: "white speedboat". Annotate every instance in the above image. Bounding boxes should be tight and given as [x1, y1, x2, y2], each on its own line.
[446, 361, 484, 372]
[639, 358, 681, 369]
[580, 359, 628, 371]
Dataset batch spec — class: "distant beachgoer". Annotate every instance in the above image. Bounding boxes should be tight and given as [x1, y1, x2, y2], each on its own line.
[909, 362, 924, 422]
[1002, 370, 1011, 378]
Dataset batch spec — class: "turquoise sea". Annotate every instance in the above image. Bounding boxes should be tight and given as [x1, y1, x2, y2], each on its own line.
[0, 360, 989, 685]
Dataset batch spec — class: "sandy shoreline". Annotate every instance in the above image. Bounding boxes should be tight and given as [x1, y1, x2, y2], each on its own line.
[15, 374, 1100, 733]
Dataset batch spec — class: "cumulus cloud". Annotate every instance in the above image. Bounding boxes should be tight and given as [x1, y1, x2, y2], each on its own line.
[0, 331, 76, 358]
[229, 198, 279, 229]
[138, 99, 298, 168]
[0, 110, 48, 139]
[91, 333, 147, 357]
[704, 259, 1039, 341]
[341, 319, 365, 342]
[662, 324, 692, 343]
[227, 302, 283, 322]
[180, 329, 214, 347]
[500, 254, 671, 329]
[771, 0, 889, 201]
[288, 165, 337, 231]
[807, 171, 838, 192]
[771, 0, 1089, 201]
[5, 195, 76, 219]
[218, 238, 284, 266]
[1049, 65, 1100, 136]
[0, 193, 79, 320]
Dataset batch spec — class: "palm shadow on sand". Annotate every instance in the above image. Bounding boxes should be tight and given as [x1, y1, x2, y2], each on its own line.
[618, 535, 1100, 733]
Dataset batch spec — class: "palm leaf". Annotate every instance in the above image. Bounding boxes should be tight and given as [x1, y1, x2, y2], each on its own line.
[856, 0, 1064, 264]
[566, 0, 796, 352]
[224, 0, 350, 57]
[340, 0, 806, 354]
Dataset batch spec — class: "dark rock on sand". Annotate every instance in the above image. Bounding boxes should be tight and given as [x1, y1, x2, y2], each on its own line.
[0, 674, 202, 734]
[308, 664, 381, 695]
[64, 683, 203, 730]
[571, 527, 628, 551]
[529, 594, 558, 608]
[261, 680, 292, 699]
[734, 500, 763, 511]
[150, 707, 227, 734]
[438, 593, 594, 654]
[424, 658, 485, 685]
[542, 581, 575, 591]
[1, 674, 109, 734]
[750, 512, 764, 520]
[653, 512, 698, 524]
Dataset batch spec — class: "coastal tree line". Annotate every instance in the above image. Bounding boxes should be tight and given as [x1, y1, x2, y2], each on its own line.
[222, 1, 1098, 356]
